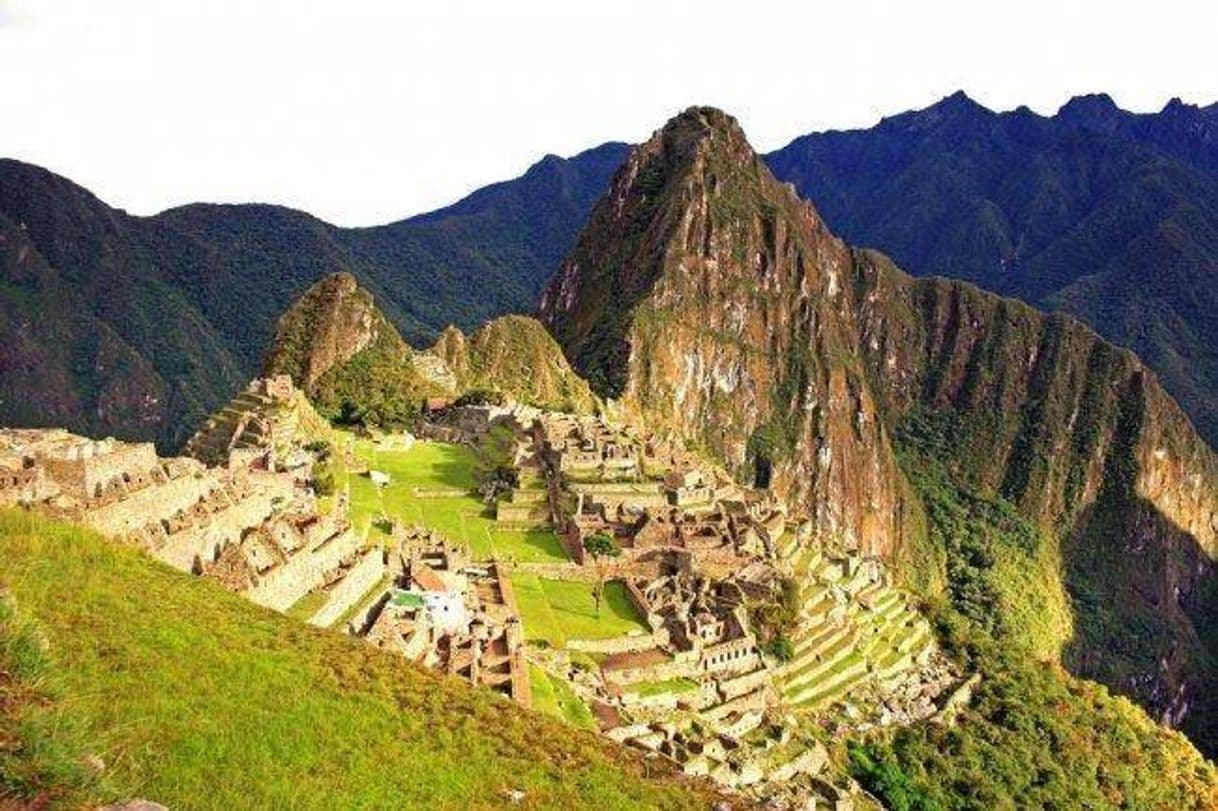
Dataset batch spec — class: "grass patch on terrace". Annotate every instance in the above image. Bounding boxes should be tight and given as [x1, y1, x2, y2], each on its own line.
[510, 574, 648, 648]
[343, 436, 568, 563]
[626, 678, 699, 698]
[528, 665, 597, 731]
[0, 510, 715, 810]
[284, 589, 329, 622]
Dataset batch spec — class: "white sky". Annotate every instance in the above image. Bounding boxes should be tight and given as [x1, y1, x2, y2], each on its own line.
[1, 0, 1214, 226]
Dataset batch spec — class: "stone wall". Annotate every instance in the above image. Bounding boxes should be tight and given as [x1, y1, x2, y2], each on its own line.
[86, 472, 218, 539]
[150, 476, 293, 571]
[604, 649, 702, 683]
[347, 588, 393, 636]
[41, 440, 158, 500]
[717, 666, 770, 701]
[247, 527, 361, 611]
[567, 630, 661, 655]
[309, 548, 387, 628]
[701, 636, 760, 676]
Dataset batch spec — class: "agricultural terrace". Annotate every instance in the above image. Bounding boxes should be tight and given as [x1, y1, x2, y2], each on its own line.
[342, 435, 568, 563]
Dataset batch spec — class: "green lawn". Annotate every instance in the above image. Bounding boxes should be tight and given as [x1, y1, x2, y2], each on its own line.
[343, 436, 568, 563]
[0, 510, 713, 810]
[528, 665, 597, 731]
[626, 678, 699, 697]
[510, 573, 648, 647]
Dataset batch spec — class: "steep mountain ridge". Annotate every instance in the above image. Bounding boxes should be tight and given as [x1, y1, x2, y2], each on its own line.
[263, 272, 446, 427]
[428, 315, 598, 412]
[540, 107, 1218, 746]
[7, 94, 1218, 453]
[263, 275, 595, 424]
[766, 92, 1218, 446]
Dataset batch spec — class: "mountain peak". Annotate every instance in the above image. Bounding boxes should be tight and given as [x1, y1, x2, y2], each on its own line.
[263, 271, 385, 389]
[1057, 93, 1123, 128]
[881, 90, 992, 133]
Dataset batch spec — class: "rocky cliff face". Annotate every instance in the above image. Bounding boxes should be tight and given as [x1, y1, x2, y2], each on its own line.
[541, 108, 908, 556]
[263, 272, 383, 388]
[428, 315, 597, 413]
[262, 273, 446, 425]
[540, 107, 1218, 741]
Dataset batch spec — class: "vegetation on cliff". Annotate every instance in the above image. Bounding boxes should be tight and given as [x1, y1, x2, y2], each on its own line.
[430, 315, 598, 413]
[0, 146, 626, 449]
[0, 510, 719, 810]
[768, 92, 1218, 447]
[264, 273, 444, 429]
[836, 408, 1218, 808]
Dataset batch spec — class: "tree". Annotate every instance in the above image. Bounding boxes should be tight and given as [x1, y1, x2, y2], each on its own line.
[582, 531, 621, 618]
[473, 424, 518, 502]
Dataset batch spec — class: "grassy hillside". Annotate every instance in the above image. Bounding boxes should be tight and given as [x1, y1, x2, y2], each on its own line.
[0, 510, 718, 810]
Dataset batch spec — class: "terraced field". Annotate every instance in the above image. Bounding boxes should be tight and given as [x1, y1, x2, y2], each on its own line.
[510, 572, 649, 647]
[529, 664, 598, 730]
[342, 435, 569, 563]
[774, 534, 935, 711]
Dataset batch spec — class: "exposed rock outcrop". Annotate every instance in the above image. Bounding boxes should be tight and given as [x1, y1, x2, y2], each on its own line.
[540, 106, 1218, 743]
[263, 273, 449, 424]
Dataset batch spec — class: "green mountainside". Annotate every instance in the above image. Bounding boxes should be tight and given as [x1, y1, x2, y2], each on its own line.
[261, 275, 596, 427]
[429, 315, 598, 413]
[0, 509, 718, 810]
[7, 93, 1218, 457]
[539, 107, 1218, 771]
[766, 92, 1218, 447]
[0, 144, 627, 450]
[263, 272, 447, 429]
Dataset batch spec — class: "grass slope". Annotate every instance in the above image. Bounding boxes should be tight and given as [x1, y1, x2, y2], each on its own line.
[0, 510, 716, 810]
[347, 437, 568, 563]
[510, 574, 647, 648]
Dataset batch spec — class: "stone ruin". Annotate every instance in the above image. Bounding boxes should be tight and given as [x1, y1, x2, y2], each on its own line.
[357, 525, 531, 707]
[0, 425, 378, 622]
[183, 375, 316, 473]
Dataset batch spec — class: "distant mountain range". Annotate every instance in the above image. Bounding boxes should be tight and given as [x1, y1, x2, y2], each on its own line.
[766, 91, 1218, 446]
[3, 92, 1217, 451]
[0, 143, 627, 449]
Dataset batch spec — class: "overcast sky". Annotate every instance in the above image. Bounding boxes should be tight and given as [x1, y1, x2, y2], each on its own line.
[2, 0, 1214, 226]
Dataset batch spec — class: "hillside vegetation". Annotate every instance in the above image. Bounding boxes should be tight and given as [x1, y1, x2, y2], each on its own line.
[264, 272, 446, 429]
[430, 315, 598, 413]
[0, 145, 627, 449]
[767, 92, 1218, 446]
[0, 510, 718, 810]
[837, 409, 1218, 808]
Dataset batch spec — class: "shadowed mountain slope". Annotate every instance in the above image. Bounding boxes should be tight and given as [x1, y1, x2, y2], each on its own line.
[0, 143, 628, 449]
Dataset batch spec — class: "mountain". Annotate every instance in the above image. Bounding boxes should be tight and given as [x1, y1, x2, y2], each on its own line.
[429, 315, 598, 413]
[765, 91, 1218, 446]
[9, 92, 1218, 456]
[262, 274, 595, 427]
[539, 107, 1218, 759]
[263, 272, 448, 428]
[0, 143, 628, 450]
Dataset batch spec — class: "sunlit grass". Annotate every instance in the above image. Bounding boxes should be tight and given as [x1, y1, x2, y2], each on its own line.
[0, 510, 713, 810]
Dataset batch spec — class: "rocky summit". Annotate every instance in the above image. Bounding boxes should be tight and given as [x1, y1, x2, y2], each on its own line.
[541, 106, 1218, 747]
